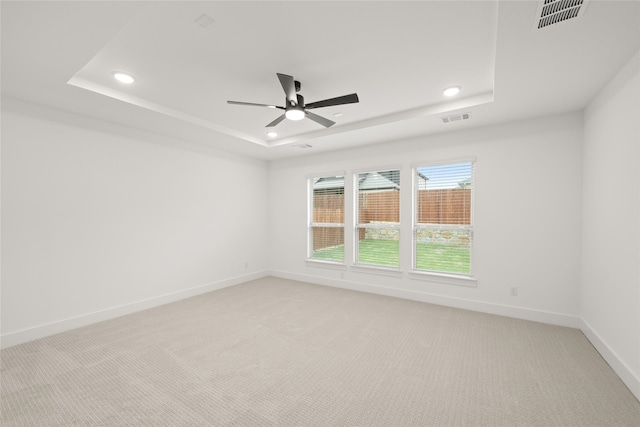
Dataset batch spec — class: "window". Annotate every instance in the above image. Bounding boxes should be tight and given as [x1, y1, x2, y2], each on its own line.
[413, 161, 473, 276]
[355, 169, 401, 268]
[308, 175, 345, 263]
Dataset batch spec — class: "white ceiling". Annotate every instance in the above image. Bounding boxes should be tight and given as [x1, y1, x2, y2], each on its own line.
[2, 1, 639, 161]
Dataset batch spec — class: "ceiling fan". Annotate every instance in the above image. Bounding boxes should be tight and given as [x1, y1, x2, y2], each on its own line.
[227, 73, 359, 128]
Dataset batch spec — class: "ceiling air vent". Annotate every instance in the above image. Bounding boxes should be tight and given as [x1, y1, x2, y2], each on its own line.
[293, 143, 313, 149]
[534, 0, 590, 30]
[441, 112, 471, 124]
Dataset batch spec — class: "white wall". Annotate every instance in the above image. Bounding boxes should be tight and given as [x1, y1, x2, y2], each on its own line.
[581, 50, 640, 398]
[1, 98, 269, 347]
[268, 112, 583, 326]
[1, 54, 637, 400]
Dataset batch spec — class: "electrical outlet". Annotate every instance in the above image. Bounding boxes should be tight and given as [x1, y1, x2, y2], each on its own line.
[510, 287, 519, 296]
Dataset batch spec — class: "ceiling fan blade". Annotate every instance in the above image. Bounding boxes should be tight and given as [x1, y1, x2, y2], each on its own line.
[277, 73, 297, 105]
[227, 100, 284, 109]
[305, 93, 359, 110]
[266, 114, 286, 127]
[305, 111, 335, 128]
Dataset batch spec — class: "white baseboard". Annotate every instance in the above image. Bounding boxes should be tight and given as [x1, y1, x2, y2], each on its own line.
[4, 270, 637, 403]
[580, 318, 640, 401]
[268, 269, 580, 328]
[0, 271, 269, 349]
[270, 270, 640, 401]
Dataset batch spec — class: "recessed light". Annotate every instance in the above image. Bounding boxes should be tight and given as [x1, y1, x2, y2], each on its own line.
[267, 131, 278, 138]
[443, 86, 460, 97]
[113, 72, 135, 84]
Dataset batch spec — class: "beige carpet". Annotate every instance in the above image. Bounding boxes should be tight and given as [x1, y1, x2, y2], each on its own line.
[2, 276, 639, 426]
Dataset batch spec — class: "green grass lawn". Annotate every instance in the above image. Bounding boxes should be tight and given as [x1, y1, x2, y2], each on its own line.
[312, 239, 470, 274]
[416, 241, 470, 274]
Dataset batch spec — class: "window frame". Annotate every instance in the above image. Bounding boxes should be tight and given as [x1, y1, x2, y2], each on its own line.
[411, 159, 476, 282]
[353, 167, 402, 270]
[307, 172, 346, 265]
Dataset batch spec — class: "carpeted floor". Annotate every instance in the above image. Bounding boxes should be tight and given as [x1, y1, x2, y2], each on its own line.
[2, 276, 639, 426]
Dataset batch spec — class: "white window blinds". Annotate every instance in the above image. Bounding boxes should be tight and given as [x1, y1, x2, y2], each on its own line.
[355, 169, 400, 268]
[308, 175, 345, 263]
[413, 162, 473, 275]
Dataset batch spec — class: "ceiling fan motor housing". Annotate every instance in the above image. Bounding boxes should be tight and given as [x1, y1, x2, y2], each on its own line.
[227, 73, 358, 128]
[290, 94, 304, 108]
[285, 94, 306, 120]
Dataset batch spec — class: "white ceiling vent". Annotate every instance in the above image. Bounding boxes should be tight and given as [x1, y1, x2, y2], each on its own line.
[292, 144, 313, 149]
[441, 112, 472, 124]
[534, 0, 590, 30]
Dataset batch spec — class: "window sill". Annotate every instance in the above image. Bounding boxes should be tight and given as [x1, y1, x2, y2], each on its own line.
[409, 270, 477, 287]
[351, 264, 404, 278]
[306, 259, 347, 270]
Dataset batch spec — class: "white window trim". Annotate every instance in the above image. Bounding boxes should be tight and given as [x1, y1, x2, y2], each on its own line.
[306, 259, 348, 270]
[411, 159, 475, 280]
[410, 157, 476, 169]
[408, 270, 477, 287]
[353, 167, 402, 270]
[306, 170, 346, 180]
[351, 264, 404, 278]
[307, 172, 346, 264]
[352, 164, 403, 176]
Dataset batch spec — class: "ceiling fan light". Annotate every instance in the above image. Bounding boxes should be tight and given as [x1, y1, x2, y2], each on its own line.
[285, 109, 305, 121]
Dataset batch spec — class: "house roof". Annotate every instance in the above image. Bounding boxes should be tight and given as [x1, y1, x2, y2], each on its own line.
[313, 172, 403, 191]
[314, 176, 344, 191]
[358, 172, 400, 191]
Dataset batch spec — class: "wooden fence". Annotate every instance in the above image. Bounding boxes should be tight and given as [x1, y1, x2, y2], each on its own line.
[311, 189, 470, 250]
[312, 194, 344, 251]
[416, 188, 471, 225]
[358, 191, 400, 223]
